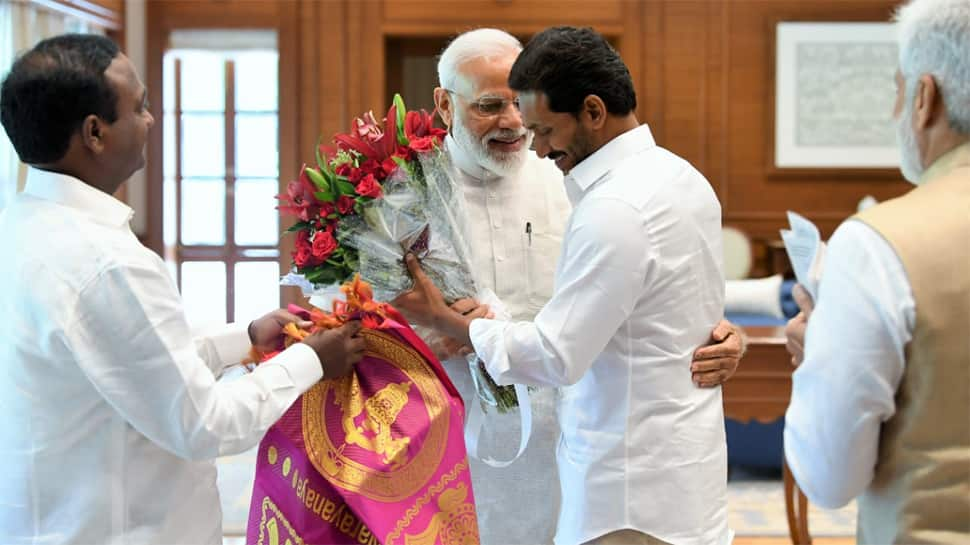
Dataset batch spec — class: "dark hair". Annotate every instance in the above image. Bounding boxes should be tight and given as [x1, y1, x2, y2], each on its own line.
[508, 26, 636, 116]
[0, 34, 120, 164]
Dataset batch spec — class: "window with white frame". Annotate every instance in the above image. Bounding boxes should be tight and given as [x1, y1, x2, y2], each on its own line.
[162, 30, 281, 328]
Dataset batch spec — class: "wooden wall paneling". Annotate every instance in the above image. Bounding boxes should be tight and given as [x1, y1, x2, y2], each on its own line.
[618, 0, 644, 130]
[144, 0, 165, 255]
[640, 0, 665, 144]
[278, 1, 302, 307]
[722, 0, 911, 242]
[661, 1, 711, 177]
[381, 0, 624, 27]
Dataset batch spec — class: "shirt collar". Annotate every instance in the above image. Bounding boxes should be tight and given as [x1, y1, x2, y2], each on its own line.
[22, 168, 134, 228]
[919, 140, 970, 185]
[446, 133, 499, 181]
[564, 124, 656, 203]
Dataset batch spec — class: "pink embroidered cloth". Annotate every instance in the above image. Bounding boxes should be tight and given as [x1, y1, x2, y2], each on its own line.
[246, 306, 479, 545]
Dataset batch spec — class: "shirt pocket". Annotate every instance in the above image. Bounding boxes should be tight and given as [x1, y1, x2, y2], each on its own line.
[521, 223, 559, 313]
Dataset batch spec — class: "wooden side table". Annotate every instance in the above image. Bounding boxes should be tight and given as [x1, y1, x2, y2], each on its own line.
[722, 326, 812, 544]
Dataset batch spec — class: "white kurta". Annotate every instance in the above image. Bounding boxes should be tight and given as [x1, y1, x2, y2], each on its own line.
[0, 169, 323, 545]
[470, 125, 732, 545]
[444, 134, 570, 545]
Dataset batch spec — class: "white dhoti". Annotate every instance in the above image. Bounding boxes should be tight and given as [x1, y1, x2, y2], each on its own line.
[442, 357, 561, 545]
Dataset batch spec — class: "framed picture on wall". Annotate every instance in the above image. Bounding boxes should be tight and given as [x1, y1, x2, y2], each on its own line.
[773, 22, 899, 169]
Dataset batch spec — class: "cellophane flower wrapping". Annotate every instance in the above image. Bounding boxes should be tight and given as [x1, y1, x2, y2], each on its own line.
[336, 149, 478, 303]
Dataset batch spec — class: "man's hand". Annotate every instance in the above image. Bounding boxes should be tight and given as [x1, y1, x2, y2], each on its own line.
[302, 321, 366, 379]
[785, 284, 815, 367]
[691, 319, 745, 387]
[392, 254, 488, 344]
[248, 309, 314, 353]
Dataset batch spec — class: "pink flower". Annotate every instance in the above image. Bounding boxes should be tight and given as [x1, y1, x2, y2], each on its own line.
[355, 173, 383, 199]
[311, 231, 338, 261]
[354, 111, 384, 143]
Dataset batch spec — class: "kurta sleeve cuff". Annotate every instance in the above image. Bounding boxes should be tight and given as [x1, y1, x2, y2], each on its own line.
[262, 343, 324, 391]
[469, 318, 514, 385]
[205, 322, 252, 367]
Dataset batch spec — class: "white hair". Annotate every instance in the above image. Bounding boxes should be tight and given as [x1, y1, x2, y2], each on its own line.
[437, 28, 522, 91]
[895, 0, 970, 134]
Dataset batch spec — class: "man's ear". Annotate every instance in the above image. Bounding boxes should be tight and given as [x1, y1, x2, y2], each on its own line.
[581, 95, 607, 130]
[434, 87, 454, 130]
[913, 74, 942, 131]
[80, 114, 106, 154]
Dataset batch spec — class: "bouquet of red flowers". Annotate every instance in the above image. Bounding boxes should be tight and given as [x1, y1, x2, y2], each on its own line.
[279, 95, 478, 303]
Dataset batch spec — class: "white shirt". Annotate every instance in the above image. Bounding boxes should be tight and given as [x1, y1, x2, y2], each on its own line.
[784, 220, 915, 509]
[470, 125, 731, 545]
[0, 169, 323, 545]
[445, 134, 569, 545]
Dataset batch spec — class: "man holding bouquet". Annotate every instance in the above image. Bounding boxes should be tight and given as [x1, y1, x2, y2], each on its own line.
[398, 27, 739, 545]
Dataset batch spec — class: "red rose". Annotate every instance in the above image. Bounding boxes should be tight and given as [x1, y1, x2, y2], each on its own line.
[336, 195, 355, 215]
[381, 157, 400, 178]
[359, 159, 383, 179]
[408, 135, 436, 153]
[355, 173, 383, 199]
[293, 245, 314, 267]
[293, 230, 316, 267]
[319, 202, 335, 218]
[335, 163, 353, 178]
[311, 231, 338, 261]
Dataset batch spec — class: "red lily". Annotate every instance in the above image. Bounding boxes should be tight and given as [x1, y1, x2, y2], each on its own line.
[277, 166, 320, 222]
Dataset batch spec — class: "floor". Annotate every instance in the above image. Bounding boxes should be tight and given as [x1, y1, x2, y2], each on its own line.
[736, 539, 853, 545]
[219, 449, 856, 544]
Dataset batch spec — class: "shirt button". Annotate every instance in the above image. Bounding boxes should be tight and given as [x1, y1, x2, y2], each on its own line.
[497, 256, 504, 262]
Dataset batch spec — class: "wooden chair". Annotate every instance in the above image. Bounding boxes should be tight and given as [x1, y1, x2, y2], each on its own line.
[783, 458, 812, 544]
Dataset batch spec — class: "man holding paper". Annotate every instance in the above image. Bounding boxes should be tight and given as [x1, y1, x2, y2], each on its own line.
[783, 0, 970, 542]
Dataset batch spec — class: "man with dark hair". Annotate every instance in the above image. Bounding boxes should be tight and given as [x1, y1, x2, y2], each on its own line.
[0, 34, 364, 544]
[395, 26, 731, 545]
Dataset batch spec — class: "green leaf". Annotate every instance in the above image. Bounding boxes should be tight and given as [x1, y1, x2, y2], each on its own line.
[286, 221, 309, 233]
[315, 136, 330, 174]
[336, 180, 357, 196]
[393, 93, 408, 146]
[314, 190, 336, 202]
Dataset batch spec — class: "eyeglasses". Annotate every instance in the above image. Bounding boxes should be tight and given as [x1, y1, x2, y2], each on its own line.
[444, 89, 520, 117]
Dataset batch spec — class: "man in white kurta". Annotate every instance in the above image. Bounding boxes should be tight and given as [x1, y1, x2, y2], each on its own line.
[399, 27, 731, 545]
[421, 28, 742, 545]
[0, 34, 363, 544]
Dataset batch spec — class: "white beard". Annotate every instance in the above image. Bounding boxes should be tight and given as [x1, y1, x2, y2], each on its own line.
[895, 98, 925, 185]
[452, 115, 532, 178]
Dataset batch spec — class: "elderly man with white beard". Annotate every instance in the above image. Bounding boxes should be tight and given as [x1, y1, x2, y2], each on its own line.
[783, 0, 970, 543]
[414, 28, 745, 545]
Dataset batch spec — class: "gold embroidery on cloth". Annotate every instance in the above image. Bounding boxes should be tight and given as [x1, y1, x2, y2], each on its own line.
[257, 496, 305, 545]
[403, 483, 478, 545]
[303, 329, 450, 502]
[335, 376, 413, 469]
[385, 461, 478, 545]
